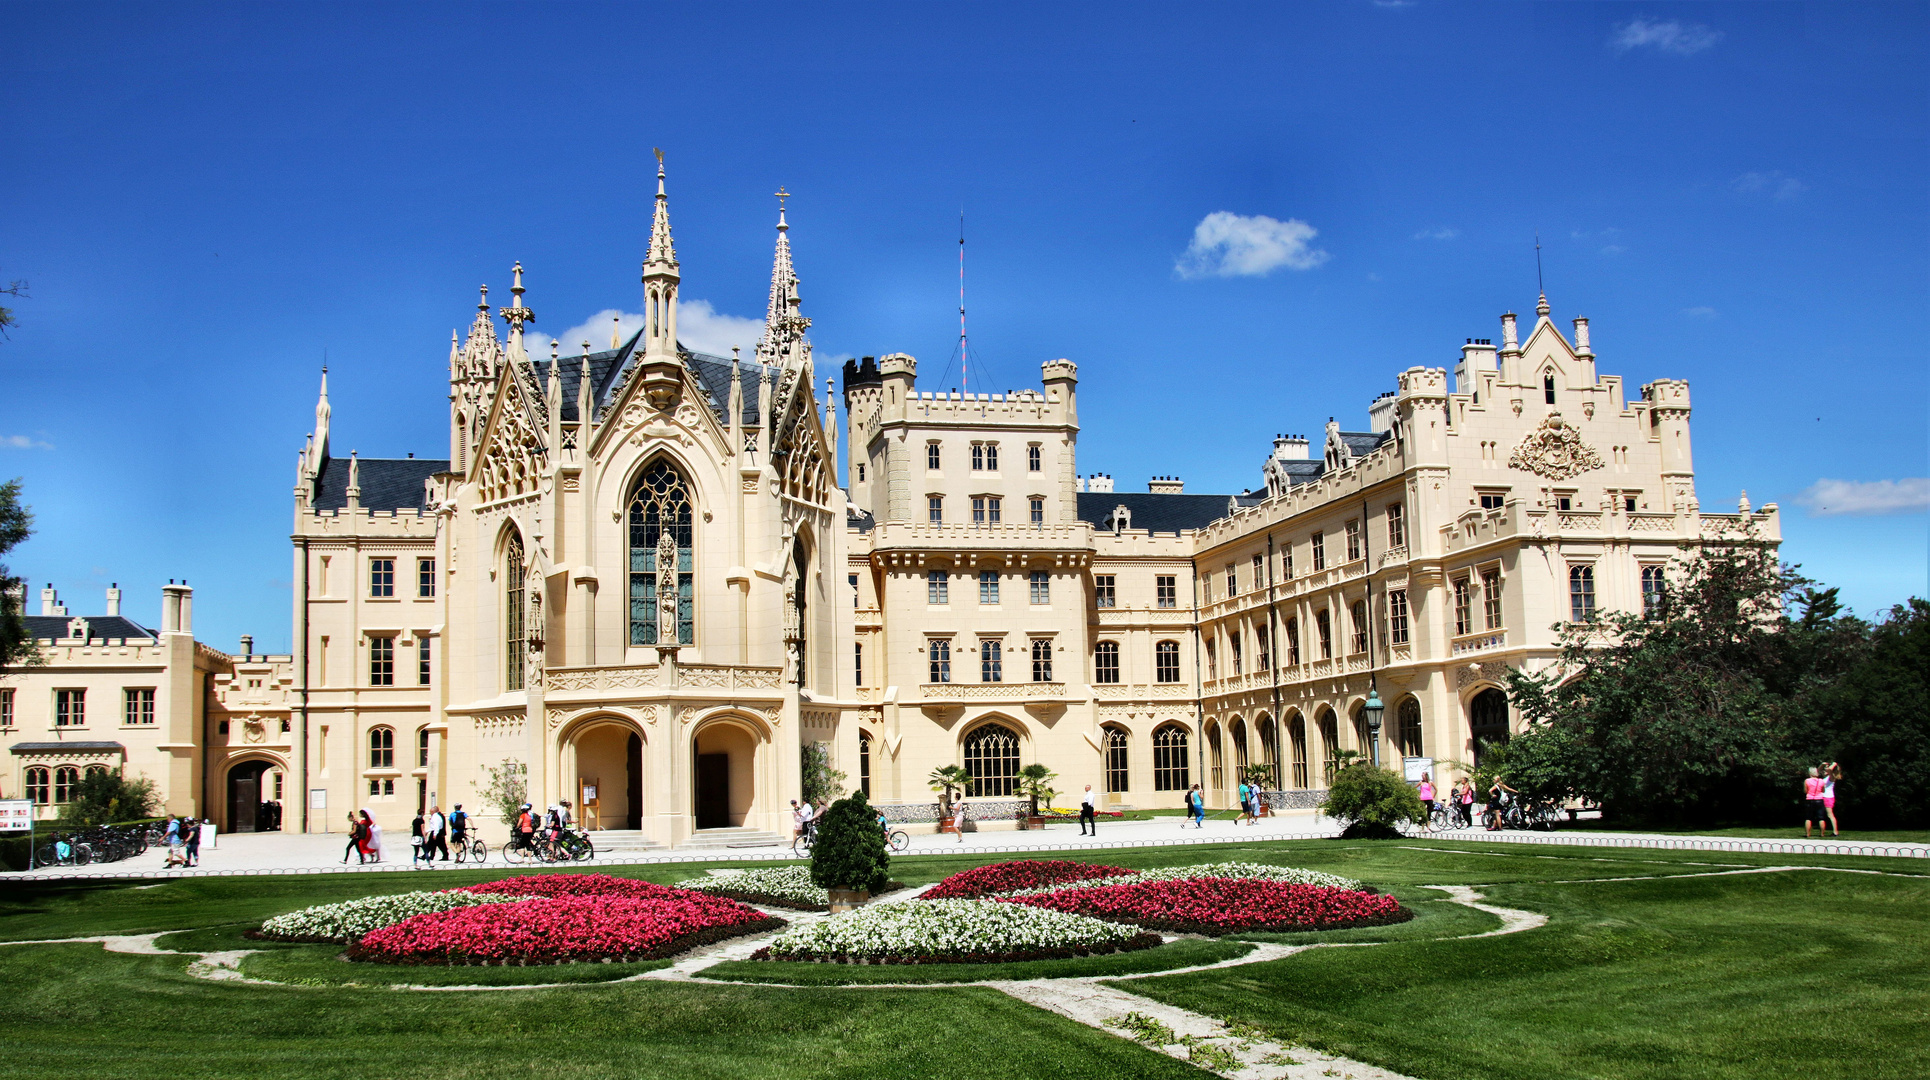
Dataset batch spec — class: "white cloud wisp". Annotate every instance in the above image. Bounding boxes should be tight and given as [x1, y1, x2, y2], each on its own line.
[525, 300, 765, 363]
[1612, 18, 1723, 56]
[1176, 212, 1329, 279]
[1794, 478, 1930, 517]
[1413, 227, 1460, 241]
[1733, 171, 1807, 200]
[1, 434, 52, 450]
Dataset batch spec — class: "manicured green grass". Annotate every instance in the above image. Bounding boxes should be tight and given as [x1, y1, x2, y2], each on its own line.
[240, 944, 674, 987]
[704, 938, 1252, 986]
[0, 839, 1924, 1079]
[1559, 820, 1930, 844]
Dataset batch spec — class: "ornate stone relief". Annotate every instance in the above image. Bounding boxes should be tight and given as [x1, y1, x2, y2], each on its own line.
[1456, 660, 1511, 689]
[1507, 411, 1604, 481]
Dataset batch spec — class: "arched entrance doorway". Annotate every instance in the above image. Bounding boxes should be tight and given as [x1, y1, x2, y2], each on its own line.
[693, 720, 760, 830]
[570, 720, 644, 831]
[1469, 688, 1510, 766]
[225, 760, 273, 833]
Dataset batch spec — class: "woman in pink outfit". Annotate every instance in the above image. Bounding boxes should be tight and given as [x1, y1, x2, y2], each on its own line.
[1802, 768, 1828, 838]
[1416, 774, 1436, 821]
[1822, 762, 1843, 837]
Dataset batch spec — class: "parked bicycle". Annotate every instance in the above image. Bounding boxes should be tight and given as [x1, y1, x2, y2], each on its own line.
[451, 833, 488, 864]
[35, 833, 94, 867]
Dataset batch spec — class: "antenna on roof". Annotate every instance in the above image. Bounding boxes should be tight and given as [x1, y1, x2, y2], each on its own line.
[1534, 231, 1544, 295]
[958, 209, 968, 397]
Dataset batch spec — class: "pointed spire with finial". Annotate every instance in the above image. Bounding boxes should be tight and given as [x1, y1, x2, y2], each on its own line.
[459, 284, 502, 380]
[1536, 292, 1551, 320]
[641, 149, 681, 361]
[500, 261, 535, 335]
[309, 367, 332, 474]
[577, 350, 594, 432]
[757, 186, 811, 369]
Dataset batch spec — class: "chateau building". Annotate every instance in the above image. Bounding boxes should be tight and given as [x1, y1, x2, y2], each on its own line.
[1, 165, 1782, 839]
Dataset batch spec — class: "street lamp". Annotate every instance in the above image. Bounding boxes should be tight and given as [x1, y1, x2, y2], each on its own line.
[1362, 687, 1385, 769]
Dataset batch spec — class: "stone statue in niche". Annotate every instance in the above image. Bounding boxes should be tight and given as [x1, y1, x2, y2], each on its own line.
[656, 530, 678, 645]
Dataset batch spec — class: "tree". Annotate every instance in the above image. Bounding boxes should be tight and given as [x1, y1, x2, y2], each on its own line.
[57, 769, 158, 828]
[1319, 762, 1425, 839]
[1016, 763, 1058, 817]
[1793, 599, 1930, 827]
[927, 765, 971, 817]
[808, 790, 890, 893]
[800, 741, 847, 806]
[0, 276, 25, 341]
[0, 479, 36, 674]
[474, 759, 527, 832]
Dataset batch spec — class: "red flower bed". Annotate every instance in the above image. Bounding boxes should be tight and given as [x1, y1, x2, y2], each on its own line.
[1001, 877, 1410, 935]
[453, 874, 682, 900]
[349, 893, 782, 965]
[922, 860, 1132, 900]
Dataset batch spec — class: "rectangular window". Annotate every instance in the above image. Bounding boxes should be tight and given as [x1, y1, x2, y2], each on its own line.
[1389, 589, 1410, 645]
[55, 689, 84, 727]
[1253, 553, 1265, 589]
[928, 496, 943, 524]
[1284, 543, 1295, 578]
[972, 497, 987, 524]
[985, 443, 998, 471]
[369, 636, 394, 686]
[1154, 640, 1180, 683]
[1205, 640, 1217, 680]
[1230, 630, 1243, 675]
[370, 558, 395, 598]
[980, 639, 1003, 682]
[856, 463, 866, 483]
[849, 573, 860, 608]
[1286, 617, 1300, 665]
[1642, 565, 1666, 618]
[1029, 497, 1045, 524]
[927, 443, 941, 470]
[1556, 494, 1574, 512]
[418, 637, 433, 685]
[1225, 563, 1238, 597]
[1031, 639, 1053, 682]
[854, 642, 864, 686]
[1094, 574, 1116, 608]
[1483, 569, 1504, 629]
[1156, 575, 1176, 608]
[1625, 494, 1639, 514]
[1312, 531, 1326, 571]
[987, 497, 1001, 523]
[1570, 565, 1597, 623]
[0, 688, 11, 728]
[1351, 600, 1369, 654]
[979, 569, 1000, 605]
[927, 570, 949, 605]
[1094, 641, 1120, 684]
[1480, 491, 1505, 511]
[1386, 503, 1406, 549]
[1345, 520, 1362, 562]
[124, 688, 155, 725]
[1028, 445, 1041, 472]
[1454, 578, 1473, 636]
[971, 443, 985, 470]
[928, 639, 952, 683]
[417, 558, 436, 598]
[418, 728, 430, 768]
[1030, 570, 1050, 605]
[1256, 625, 1271, 670]
[1316, 610, 1332, 659]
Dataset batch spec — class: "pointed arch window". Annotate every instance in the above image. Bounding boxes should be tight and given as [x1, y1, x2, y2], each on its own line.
[1153, 724, 1190, 791]
[1104, 727, 1129, 793]
[629, 461, 695, 646]
[963, 723, 1020, 797]
[504, 530, 526, 691]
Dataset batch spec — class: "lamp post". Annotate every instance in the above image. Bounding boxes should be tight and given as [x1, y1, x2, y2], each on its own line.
[1363, 686, 1385, 769]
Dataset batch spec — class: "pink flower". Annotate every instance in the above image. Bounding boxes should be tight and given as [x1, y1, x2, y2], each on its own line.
[355, 888, 777, 964]
[1000, 878, 1406, 934]
[922, 860, 1132, 900]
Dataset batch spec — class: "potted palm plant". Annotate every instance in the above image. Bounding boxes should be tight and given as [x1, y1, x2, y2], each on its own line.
[928, 765, 971, 836]
[1016, 764, 1058, 829]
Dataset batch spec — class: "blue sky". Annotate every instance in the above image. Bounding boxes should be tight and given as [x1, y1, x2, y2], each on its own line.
[2, 1, 1925, 651]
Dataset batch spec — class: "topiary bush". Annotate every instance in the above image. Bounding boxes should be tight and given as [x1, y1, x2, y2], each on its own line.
[1319, 764, 1426, 839]
[809, 791, 890, 893]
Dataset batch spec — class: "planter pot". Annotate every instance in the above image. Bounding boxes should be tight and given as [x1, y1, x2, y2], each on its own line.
[827, 888, 870, 913]
[1025, 815, 1048, 829]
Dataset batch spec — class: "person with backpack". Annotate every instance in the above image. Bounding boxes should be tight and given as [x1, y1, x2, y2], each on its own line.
[513, 803, 536, 854]
[448, 804, 469, 856]
[1185, 784, 1206, 828]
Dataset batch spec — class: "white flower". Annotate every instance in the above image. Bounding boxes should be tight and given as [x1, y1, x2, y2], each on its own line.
[997, 862, 1360, 898]
[764, 899, 1135, 960]
[259, 890, 529, 941]
[677, 866, 830, 907]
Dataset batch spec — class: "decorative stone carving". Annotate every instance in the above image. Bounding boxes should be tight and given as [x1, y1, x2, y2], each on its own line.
[1508, 411, 1604, 481]
[1456, 660, 1510, 689]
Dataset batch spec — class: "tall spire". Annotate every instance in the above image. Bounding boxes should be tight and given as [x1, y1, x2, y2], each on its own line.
[459, 284, 502, 381]
[308, 367, 332, 474]
[641, 149, 681, 360]
[756, 186, 811, 369]
[500, 261, 535, 338]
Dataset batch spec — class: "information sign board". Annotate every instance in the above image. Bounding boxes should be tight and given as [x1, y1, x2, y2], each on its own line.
[0, 800, 33, 832]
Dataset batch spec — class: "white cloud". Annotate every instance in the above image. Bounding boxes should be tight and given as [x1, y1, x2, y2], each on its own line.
[1683, 306, 1719, 318]
[1600, 244, 1625, 255]
[1175, 212, 1329, 279]
[525, 300, 765, 362]
[0, 434, 52, 450]
[1793, 478, 1930, 517]
[1612, 18, 1722, 56]
[1733, 171, 1807, 200]
[1412, 227, 1460, 241]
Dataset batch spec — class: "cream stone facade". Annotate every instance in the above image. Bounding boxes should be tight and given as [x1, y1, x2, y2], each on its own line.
[0, 170, 1782, 839]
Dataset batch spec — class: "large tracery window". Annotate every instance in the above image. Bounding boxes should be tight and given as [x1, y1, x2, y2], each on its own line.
[963, 723, 1020, 797]
[1104, 727, 1129, 793]
[504, 529, 526, 691]
[1152, 724, 1190, 791]
[629, 461, 695, 646]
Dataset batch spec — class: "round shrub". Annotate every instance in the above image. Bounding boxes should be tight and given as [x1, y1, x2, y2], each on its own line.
[809, 791, 890, 893]
[1319, 764, 1427, 838]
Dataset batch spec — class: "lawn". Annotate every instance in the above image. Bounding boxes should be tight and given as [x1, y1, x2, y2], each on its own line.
[0, 840, 1923, 1080]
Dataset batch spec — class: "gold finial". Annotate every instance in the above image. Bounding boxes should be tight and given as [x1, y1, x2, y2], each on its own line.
[654, 147, 663, 166]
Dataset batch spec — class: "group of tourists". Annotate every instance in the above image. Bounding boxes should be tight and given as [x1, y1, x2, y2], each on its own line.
[1415, 774, 1481, 828]
[507, 800, 575, 854]
[790, 798, 830, 847]
[342, 809, 384, 863]
[160, 815, 203, 868]
[408, 804, 469, 865]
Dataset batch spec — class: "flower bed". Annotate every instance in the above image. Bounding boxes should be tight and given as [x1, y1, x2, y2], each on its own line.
[1003, 877, 1409, 935]
[998, 861, 1363, 898]
[921, 859, 1132, 900]
[753, 899, 1158, 964]
[453, 873, 682, 900]
[348, 892, 783, 965]
[257, 891, 530, 943]
[677, 867, 829, 910]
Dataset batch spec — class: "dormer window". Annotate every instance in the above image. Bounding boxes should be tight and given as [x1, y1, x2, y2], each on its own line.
[1544, 374, 1556, 405]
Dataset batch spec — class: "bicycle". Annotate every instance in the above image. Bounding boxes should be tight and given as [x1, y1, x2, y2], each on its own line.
[502, 832, 538, 864]
[791, 821, 817, 857]
[554, 827, 595, 862]
[451, 833, 488, 864]
[35, 835, 94, 867]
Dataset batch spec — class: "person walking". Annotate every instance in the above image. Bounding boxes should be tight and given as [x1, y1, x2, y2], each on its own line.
[1803, 767, 1829, 838]
[425, 804, 449, 862]
[1186, 784, 1206, 828]
[410, 809, 428, 867]
[1456, 778, 1475, 828]
[1823, 762, 1843, 837]
[1235, 779, 1253, 826]
[164, 816, 187, 868]
[362, 809, 385, 863]
[1417, 773, 1436, 822]
[448, 804, 469, 856]
[1485, 778, 1517, 831]
[1079, 785, 1097, 836]
[790, 799, 808, 847]
[183, 818, 202, 868]
[342, 811, 365, 864]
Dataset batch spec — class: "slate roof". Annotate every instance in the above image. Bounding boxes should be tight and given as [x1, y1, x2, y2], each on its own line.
[23, 615, 156, 641]
[10, 741, 126, 755]
[528, 331, 768, 428]
[1339, 431, 1391, 459]
[848, 508, 875, 534]
[312, 457, 449, 512]
[1076, 492, 1235, 534]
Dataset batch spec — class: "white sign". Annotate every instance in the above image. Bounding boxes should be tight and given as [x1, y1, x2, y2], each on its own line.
[1403, 757, 1435, 784]
[309, 788, 328, 810]
[0, 800, 33, 832]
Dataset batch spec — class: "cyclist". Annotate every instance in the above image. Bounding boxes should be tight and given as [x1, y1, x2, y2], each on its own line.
[512, 802, 538, 853]
[448, 804, 469, 849]
[1485, 778, 1518, 830]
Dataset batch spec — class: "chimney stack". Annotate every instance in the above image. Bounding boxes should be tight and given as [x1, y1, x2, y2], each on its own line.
[239, 634, 254, 657]
[40, 584, 65, 617]
[161, 580, 192, 635]
[1273, 435, 1310, 461]
[105, 583, 122, 617]
[1148, 475, 1184, 495]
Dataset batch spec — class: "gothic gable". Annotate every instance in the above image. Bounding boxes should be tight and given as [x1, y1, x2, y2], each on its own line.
[471, 360, 549, 504]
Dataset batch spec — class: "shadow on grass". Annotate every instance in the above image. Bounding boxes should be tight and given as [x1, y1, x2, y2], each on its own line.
[703, 938, 1252, 986]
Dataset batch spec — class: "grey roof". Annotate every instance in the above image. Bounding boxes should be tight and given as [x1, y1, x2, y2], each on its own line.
[847, 508, 875, 534]
[23, 615, 156, 641]
[529, 330, 767, 428]
[312, 457, 449, 512]
[1076, 492, 1234, 534]
[10, 741, 126, 755]
[1339, 431, 1391, 459]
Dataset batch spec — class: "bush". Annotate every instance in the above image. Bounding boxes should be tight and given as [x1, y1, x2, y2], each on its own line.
[809, 791, 890, 893]
[1319, 764, 1425, 839]
[56, 770, 157, 828]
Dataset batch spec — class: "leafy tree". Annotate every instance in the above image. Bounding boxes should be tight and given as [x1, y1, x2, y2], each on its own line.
[1319, 763, 1425, 839]
[800, 741, 847, 806]
[57, 769, 158, 827]
[474, 758, 527, 832]
[0, 478, 37, 673]
[1016, 763, 1058, 817]
[808, 790, 890, 893]
[1792, 599, 1930, 827]
[0, 276, 25, 341]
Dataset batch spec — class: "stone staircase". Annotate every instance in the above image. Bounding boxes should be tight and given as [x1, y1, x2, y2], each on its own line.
[586, 830, 665, 855]
[676, 826, 789, 851]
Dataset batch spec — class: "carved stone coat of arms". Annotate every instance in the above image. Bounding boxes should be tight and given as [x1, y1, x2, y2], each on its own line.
[1508, 411, 1604, 481]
